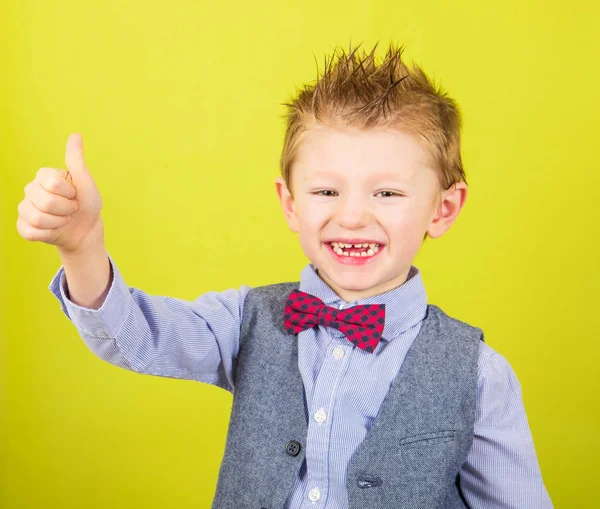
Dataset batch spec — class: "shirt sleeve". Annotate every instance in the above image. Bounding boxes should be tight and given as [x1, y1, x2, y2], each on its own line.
[459, 342, 554, 508]
[48, 252, 251, 394]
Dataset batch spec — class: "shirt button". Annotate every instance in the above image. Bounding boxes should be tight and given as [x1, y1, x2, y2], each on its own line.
[332, 346, 345, 359]
[314, 407, 327, 423]
[339, 303, 345, 309]
[285, 440, 301, 456]
[308, 487, 321, 502]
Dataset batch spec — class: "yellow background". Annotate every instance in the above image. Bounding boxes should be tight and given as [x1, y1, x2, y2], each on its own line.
[2, 0, 598, 507]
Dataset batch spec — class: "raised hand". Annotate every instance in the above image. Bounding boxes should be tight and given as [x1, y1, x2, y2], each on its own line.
[17, 133, 104, 255]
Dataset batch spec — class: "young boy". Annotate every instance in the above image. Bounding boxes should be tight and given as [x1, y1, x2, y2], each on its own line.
[18, 43, 553, 508]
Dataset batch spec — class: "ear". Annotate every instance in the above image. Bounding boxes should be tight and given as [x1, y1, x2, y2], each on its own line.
[426, 182, 468, 239]
[275, 177, 299, 233]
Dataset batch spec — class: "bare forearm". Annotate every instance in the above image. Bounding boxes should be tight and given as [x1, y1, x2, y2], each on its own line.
[57, 222, 112, 310]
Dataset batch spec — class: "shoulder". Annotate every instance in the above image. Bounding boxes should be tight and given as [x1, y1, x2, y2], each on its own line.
[427, 304, 484, 340]
[427, 305, 517, 384]
[240, 281, 300, 331]
[477, 341, 502, 376]
[244, 281, 300, 307]
[472, 342, 534, 435]
[476, 341, 521, 388]
[426, 306, 525, 409]
[246, 281, 299, 296]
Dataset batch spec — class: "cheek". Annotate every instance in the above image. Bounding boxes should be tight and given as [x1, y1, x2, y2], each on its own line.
[383, 207, 429, 245]
[297, 202, 330, 229]
[296, 205, 331, 250]
[297, 218, 323, 246]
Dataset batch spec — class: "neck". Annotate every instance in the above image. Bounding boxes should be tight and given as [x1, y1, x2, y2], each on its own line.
[317, 267, 412, 302]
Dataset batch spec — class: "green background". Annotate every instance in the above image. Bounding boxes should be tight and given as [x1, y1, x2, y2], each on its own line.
[2, 0, 598, 507]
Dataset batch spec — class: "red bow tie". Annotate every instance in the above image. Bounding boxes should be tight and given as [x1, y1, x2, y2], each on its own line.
[284, 289, 386, 353]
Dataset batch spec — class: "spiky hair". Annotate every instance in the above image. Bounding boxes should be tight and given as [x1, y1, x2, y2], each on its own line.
[279, 41, 466, 194]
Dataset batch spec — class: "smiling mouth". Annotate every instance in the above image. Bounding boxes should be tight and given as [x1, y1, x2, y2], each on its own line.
[326, 241, 381, 257]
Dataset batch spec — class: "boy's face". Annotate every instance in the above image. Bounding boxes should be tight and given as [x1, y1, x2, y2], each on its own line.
[275, 124, 467, 302]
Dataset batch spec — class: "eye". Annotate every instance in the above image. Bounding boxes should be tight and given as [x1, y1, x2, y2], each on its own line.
[312, 190, 338, 197]
[375, 190, 403, 198]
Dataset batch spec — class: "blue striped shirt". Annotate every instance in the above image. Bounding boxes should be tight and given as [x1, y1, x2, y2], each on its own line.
[48, 253, 553, 508]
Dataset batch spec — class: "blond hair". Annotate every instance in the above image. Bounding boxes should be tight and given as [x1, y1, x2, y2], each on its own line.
[279, 42, 467, 196]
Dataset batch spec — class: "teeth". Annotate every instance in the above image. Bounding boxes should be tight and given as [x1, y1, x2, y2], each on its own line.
[330, 242, 380, 248]
[329, 241, 382, 258]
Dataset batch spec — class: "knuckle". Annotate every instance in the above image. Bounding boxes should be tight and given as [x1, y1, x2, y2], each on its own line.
[37, 193, 54, 212]
[29, 208, 44, 227]
[36, 167, 49, 180]
[18, 200, 30, 220]
[27, 225, 43, 242]
[19, 200, 32, 219]
[47, 177, 62, 193]
[16, 217, 24, 236]
[18, 220, 34, 240]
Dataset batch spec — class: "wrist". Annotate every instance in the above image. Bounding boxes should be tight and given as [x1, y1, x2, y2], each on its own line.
[58, 220, 106, 261]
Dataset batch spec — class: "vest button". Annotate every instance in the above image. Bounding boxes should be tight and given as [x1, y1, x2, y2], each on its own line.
[357, 475, 383, 488]
[285, 440, 301, 456]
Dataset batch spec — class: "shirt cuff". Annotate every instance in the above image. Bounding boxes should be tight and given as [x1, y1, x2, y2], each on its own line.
[48, 252, 131, 338]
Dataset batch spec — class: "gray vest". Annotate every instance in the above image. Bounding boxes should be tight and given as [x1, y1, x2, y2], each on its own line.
[212, 282, 482, 509]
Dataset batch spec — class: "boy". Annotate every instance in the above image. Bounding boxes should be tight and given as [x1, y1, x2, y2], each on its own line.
[17, 43, 553, 508]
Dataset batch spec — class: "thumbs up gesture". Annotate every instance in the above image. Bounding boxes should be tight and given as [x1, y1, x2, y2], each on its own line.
[17, 133, 104, 255]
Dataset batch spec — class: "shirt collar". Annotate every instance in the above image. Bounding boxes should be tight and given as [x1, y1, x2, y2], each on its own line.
[298, 264, 428, 341]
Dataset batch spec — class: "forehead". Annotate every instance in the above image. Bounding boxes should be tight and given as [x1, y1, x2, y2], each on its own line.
[293, 124, 436, 186]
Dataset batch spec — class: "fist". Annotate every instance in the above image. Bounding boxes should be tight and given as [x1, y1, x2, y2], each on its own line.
[17, 133, 104, 254]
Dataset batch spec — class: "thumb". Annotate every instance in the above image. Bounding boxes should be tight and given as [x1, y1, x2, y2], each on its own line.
[65, 132, 89, 177]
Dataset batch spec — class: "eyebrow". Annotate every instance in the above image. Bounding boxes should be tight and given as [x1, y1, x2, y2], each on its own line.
[301, 171, 415, 186]
[367, 171, 416, 185]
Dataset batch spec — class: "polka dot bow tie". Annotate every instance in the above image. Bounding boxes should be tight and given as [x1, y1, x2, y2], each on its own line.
[284, 289, 386, 353]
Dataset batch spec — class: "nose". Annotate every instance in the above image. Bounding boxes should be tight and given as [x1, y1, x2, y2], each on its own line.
[334, 194, 372, 230]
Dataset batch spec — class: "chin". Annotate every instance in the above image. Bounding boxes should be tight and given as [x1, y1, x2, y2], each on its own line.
[331, 274, 379, 291]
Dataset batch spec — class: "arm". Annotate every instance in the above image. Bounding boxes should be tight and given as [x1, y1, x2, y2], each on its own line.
[56, 222, 113, 310]
[48, 252, 251, 393]
[459, 342, 553, 508]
